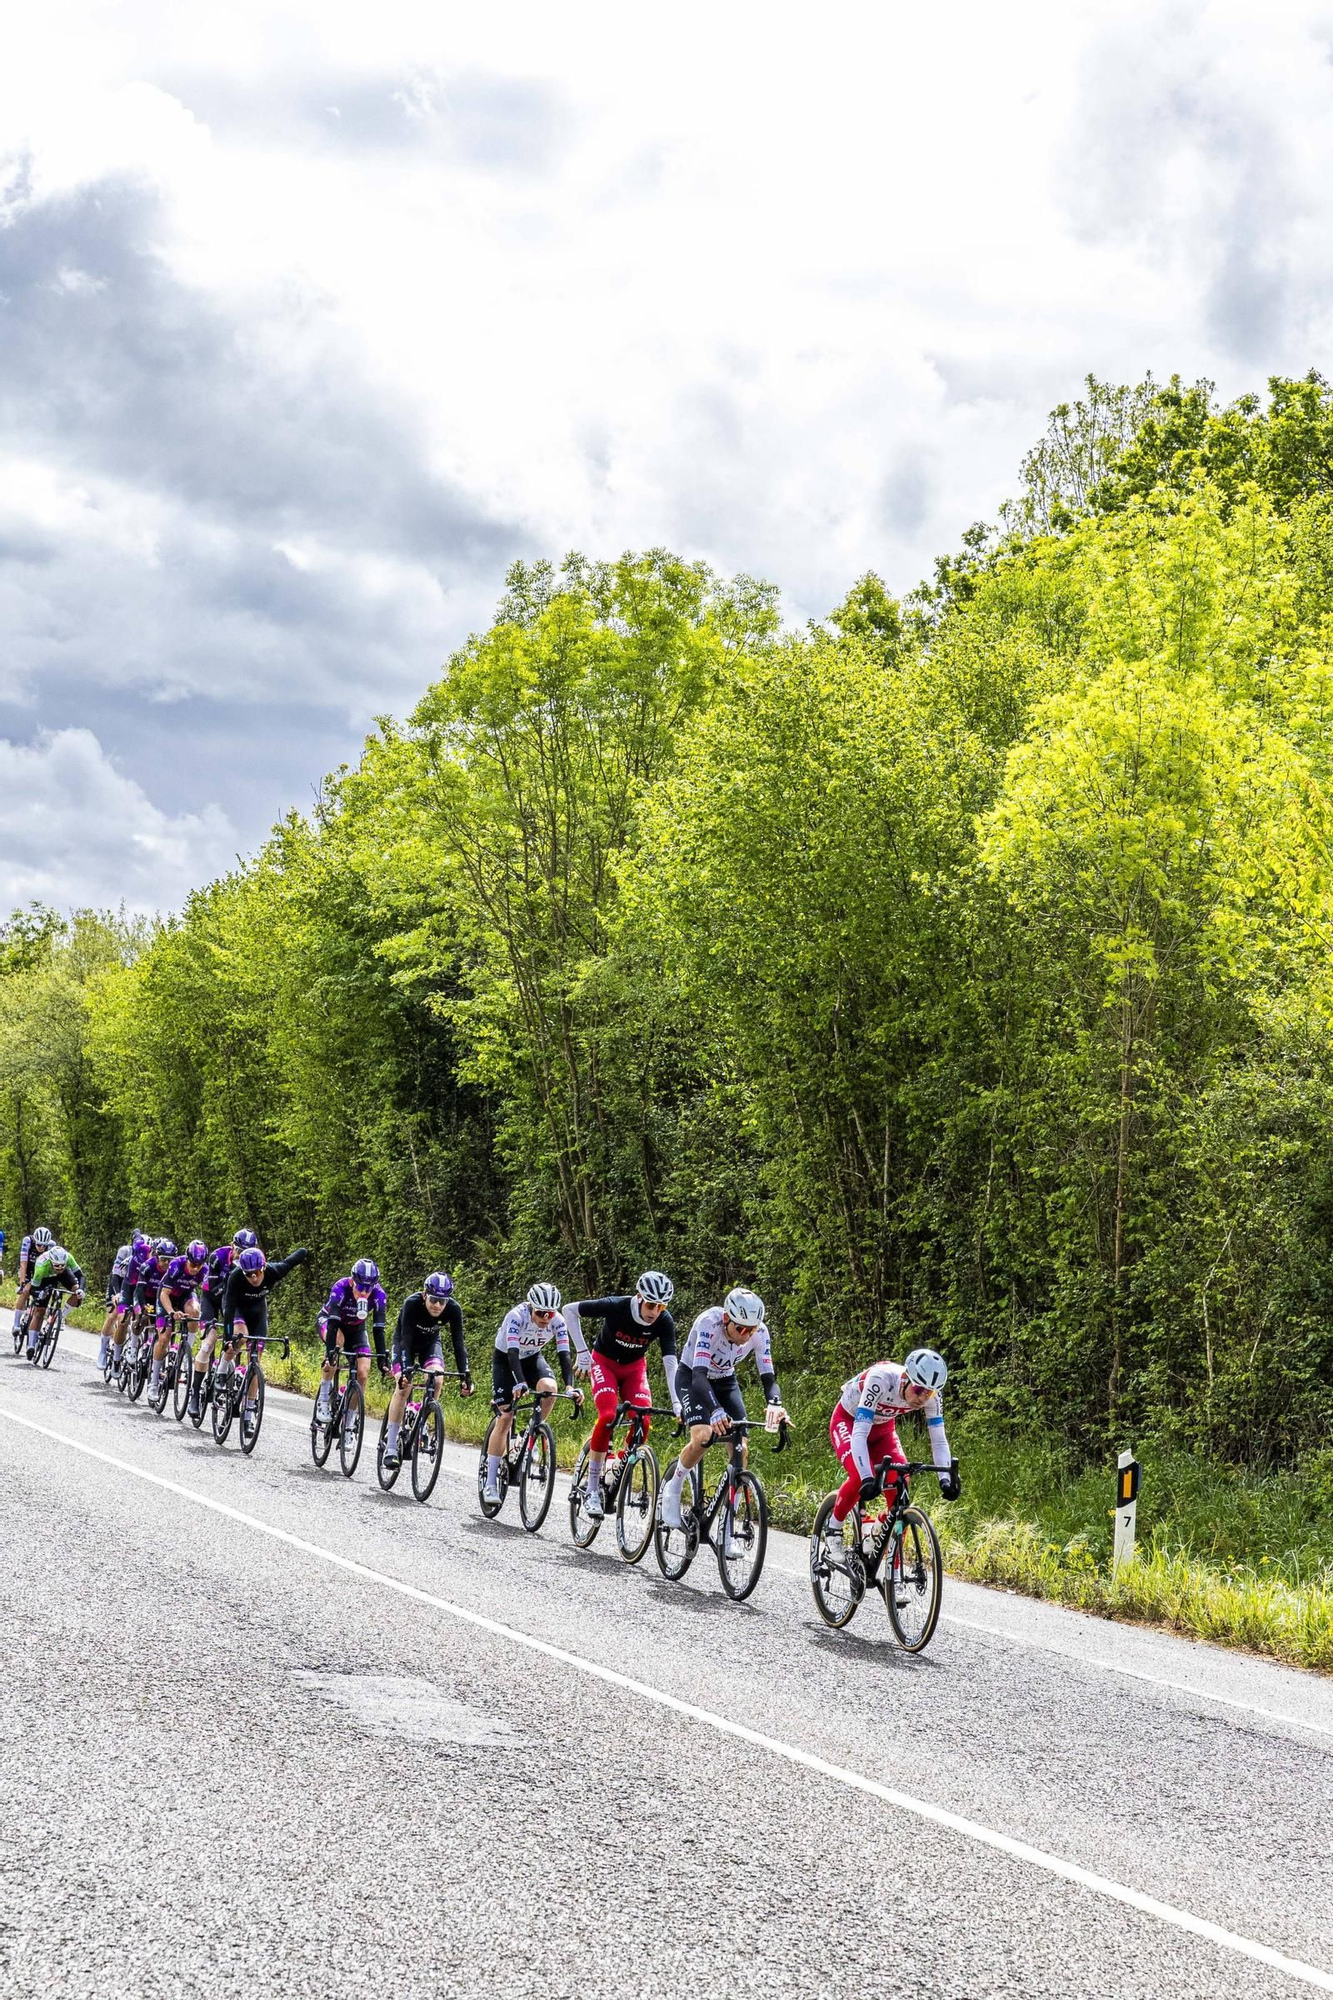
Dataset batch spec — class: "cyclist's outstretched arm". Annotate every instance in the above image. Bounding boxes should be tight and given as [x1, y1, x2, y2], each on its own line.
[446, 1298, 469, 1377]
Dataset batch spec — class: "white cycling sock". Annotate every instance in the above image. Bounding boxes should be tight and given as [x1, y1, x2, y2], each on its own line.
[386, 1422, 400, 1451]
[486, 1453, 502, 1482]
[98, 1335, 109, 1366]
[667, 1464, 685, 1493]
[588, 1453, 606, 1491]
[150, 1359, 162, 1392]
[316, 1382, 332, 1415]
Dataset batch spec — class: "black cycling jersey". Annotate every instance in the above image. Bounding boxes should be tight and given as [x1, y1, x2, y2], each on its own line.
[393, 1293, 467, 1374]
[222, 1248, 309, 1341]
[572, 1295, 677, 1367]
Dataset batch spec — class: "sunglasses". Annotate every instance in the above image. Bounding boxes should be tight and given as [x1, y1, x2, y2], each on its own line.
[530, 1308, 555, 1322]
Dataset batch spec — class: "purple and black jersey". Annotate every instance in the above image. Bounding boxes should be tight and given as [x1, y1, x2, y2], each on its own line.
[161, 1254, 207, 1305]
[131, 1253, 167, 1312]
[319, 1276, 388, 1361]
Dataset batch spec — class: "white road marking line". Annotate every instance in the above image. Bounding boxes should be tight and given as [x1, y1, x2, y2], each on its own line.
[4, 1404, 1331, 1992]
[50, 1337, 1333, 1744]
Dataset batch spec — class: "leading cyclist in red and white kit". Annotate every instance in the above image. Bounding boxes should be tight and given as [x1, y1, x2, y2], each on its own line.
[828, 1348, 960, 1521]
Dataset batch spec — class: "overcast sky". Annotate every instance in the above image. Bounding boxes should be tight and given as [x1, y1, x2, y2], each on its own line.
[4, 0, 1333, 914]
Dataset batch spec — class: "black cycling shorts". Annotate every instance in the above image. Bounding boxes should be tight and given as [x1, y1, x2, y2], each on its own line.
[679, 1371, 748, 1432]
[396, 1329, 444, 1374]
[491, 1349, 550, 1406]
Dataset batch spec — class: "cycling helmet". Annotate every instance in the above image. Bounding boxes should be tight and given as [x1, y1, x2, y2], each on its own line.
[526, 1281, 561, 1312]
[48, 1245, 69, 1270]
[722, 1287, 765, 1328]
[233, 1227, 259, 1250]
[154, 1238, 176, 1259]
[131, 1229, 149, 1249]
[636, 1270, 674, 1305]
[238, 1247, 266, 1275]
[904, 1347, 947, 1392]
[186, 1240, 207, 1263]
[424, 1271, 453, 1300]
[351, 1257, 380, 1286]
[33, 1226, 53, 1249]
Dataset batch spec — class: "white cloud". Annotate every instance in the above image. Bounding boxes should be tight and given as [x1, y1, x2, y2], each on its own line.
[0, 729, 238, 912]
[3, 0, 1333, 910]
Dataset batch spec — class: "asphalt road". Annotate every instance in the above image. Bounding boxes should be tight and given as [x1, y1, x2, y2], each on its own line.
[3, 1329, 1332, 1999]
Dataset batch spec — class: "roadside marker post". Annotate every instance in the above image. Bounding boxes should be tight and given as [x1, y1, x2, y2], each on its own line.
[1112, 1449, 1140, 1573]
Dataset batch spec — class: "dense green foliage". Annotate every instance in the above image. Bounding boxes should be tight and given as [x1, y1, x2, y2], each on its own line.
[10, 373, 1333, 1472]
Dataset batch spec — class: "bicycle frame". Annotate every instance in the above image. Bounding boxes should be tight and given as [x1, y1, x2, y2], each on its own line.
[846, 1459, 942, 1586]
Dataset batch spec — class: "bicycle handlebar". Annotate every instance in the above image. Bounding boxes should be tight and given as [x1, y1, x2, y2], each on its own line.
[671, 1413, 792, 1454]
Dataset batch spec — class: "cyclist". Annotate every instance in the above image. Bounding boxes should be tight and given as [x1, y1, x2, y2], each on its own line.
[660, 1287, 788, 1530]
[563, 1272, 678, 1520]
[201, 1229, 259, 1328]
[190, 1230, 260, 1390]
[316, 1258, 389, 1420]
[484, 1282, 578, 1505]
[112, 1232, 159, 1374]
[20, 1244, 84, 1357]
[97, 1233, 142, 1373]
[829, 1349, 960, 1525]
[191, 1242, 310, 1421]
[149, 1240, 208, 1401]
[11, 1226, 52, 1338]
[382, 1270, 475, 1472]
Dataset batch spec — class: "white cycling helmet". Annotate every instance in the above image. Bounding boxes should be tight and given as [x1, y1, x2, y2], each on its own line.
[904, 1347, 947, 1392]
[722, 1286, 764, 1328]
[33, 1226, 53, 1249]
[636, 1270, 674, 1305]
[526, 1281, 561, 1312]
[48, 1245, 69, 1270]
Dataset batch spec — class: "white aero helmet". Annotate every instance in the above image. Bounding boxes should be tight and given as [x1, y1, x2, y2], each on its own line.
[636, 1270, 674, 1305]
[526, 1281, 562, 1312]
[48, 1245, 69, 1270]
[904, 1347, 947, 1392]
[722, 1286, 764, 1329]
[33, 1226, 53, 1249]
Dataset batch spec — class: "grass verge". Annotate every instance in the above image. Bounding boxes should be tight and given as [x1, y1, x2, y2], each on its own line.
[12, 1293, 1333, 1672]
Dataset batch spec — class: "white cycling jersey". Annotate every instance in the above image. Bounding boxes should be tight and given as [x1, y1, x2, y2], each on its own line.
[494, 1302, 571, 1361]
[680, 1306, 775, 1381]
[838, 1361, 951, 1475]
[110, 1243, 132, 1279]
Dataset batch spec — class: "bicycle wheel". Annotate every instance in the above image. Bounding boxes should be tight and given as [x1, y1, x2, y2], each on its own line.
[615, 1446, 659, 1565]
[411, 1398, 444, 1503]
[172, 1344, 193, 1422]
[568, 1442, 602, 1548]
[653, 1464, 699, 1581]
[103, 1338, 116, 1387]
[10, 1319, 23, 1357]
[338, 1382, 365, 1478]
[39, 1310, 61, 1371]
[518, 1421, 555, 1534]
[127, 1333, 148, 1404]
[310, 1381, 336, 1467]
[885, 1505, 943, 1653]
[239, 1369, 266, 1456]
[212, 1369, 235, 1444]
[190, 1368, 210, 1428]
[717, 1469, 767, 1601]
[148, 1343, 169, 1413]
[809, 1493, 863, 1629]
[376, 1407, 403, 1491]
[477, 1415, 506, 1518]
